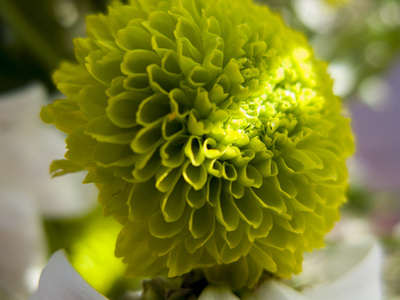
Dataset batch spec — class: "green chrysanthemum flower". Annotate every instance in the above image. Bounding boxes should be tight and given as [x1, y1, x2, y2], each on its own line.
[42, 0, 354, 289]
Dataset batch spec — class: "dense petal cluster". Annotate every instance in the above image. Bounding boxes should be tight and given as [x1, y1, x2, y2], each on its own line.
[42, 0, 354, 289]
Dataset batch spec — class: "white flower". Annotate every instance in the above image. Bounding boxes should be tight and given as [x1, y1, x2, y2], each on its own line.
[0, 83, 96, 217]
[29, 250, 107, 300]
[0, 83, 96, 299]
[30, 237, 382, 300]
[300, 239, 382, 300]
[244, 238, 383, 300]
[0, 189, 46, 300]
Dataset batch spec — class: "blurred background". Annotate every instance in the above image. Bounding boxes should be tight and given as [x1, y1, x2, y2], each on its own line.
[0, 0, 399, 299]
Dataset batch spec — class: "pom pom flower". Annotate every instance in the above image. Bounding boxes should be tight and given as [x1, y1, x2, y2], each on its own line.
[42, 0, 354, 289]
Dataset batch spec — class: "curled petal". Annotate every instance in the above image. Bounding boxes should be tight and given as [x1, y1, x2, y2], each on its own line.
[29, 250, 108, 300]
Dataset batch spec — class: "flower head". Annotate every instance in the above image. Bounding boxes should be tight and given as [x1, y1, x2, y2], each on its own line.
[31, 237, 382, 300]
[42, 0, 354, 289]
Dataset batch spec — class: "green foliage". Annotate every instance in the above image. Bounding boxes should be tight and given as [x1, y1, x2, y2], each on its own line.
[0, 0, 109, 92]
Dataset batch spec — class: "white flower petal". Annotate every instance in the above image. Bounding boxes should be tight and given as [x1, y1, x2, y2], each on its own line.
[0, 83, 97, 218]
[302, 239, 383, 300]
[0, 83, 44, 130]
[0, 189, 46, 299]
[30, 250, 108, 300]
[251, 281, 308, 300]
[198, 285, 240, 300]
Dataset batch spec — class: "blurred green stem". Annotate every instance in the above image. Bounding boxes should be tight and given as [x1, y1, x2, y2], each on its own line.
[0, 0, 62, 72]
